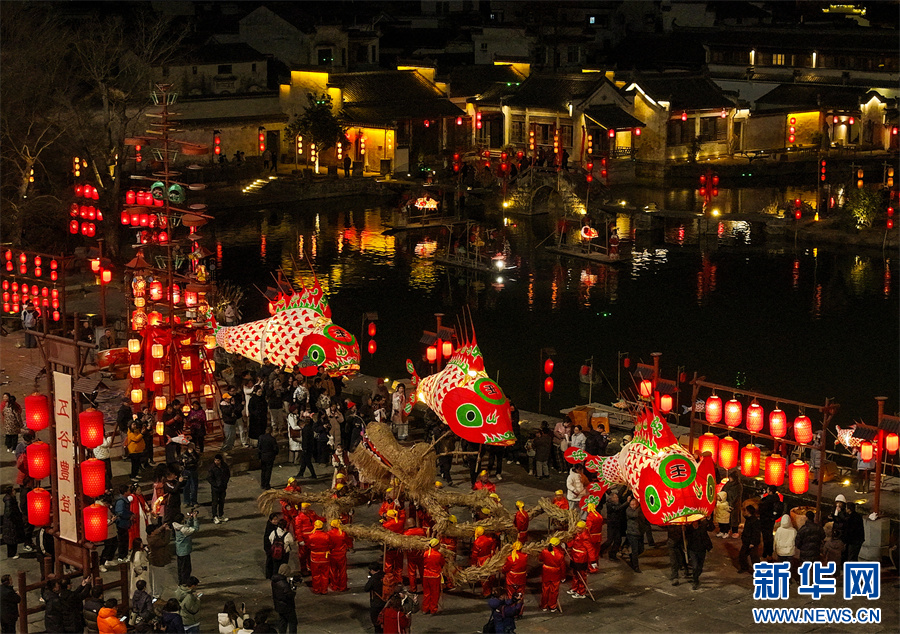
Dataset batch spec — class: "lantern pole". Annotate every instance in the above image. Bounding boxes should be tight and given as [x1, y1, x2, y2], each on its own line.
[687, 372, 700, 454]
[814, 398, 829, 523]
[873, 396, 887, 514]
[98, 238, 107, 328]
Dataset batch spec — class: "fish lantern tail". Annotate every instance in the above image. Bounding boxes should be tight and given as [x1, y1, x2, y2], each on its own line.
[404, 359, 419, 415]
[579, 481, 610, 511]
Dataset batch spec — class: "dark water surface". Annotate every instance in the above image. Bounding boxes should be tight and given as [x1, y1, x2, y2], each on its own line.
[210, 195, 898, 424]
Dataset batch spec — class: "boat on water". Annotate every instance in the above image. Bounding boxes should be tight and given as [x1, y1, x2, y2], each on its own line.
[432, 221, 515, 274]
[545, 212, 631, 264]
[382, 189, 464, 232]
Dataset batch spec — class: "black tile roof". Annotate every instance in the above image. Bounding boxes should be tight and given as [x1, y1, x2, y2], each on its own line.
[331, 70, 462, 125]
[503, 74, 604, 110]
[447, 65, 526, 99]
[630, 75, 734, 111]
[693, 26, 900, 54]
[174, 42, 268, 66]
[584, 105, 645, 130]
[754, 84, 868, 111]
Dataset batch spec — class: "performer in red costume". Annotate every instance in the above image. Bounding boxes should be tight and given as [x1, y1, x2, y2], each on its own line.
[502, 541, 528, 598]
[585, 502, 604, 572]
[327, 519, 351, 592]
[307, 520, 332, 595]
[421, 538, 446, 614]
[539, 538, 566, 612]
[471, 526, 497, 597]
[513, 501, 530, 543]
[403, 525, 426, 591]
[473, 470, 497, 493]
[567, 521, 592, 599]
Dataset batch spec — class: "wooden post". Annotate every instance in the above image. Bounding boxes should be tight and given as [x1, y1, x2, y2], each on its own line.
[874, 396, 887, 514]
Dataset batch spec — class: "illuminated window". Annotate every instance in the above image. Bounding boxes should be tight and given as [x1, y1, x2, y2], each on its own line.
[772, 53, 785, 66]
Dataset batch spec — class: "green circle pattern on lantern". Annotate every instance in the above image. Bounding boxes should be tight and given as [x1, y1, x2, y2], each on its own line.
[167, 184, 185, 204]
[151, 182, 166, 200]
[474, 378, 506, 406]
[456, 403, 484, 428]
[659, 454, 696, 489]
[706, 474, 715, 503]
[306, 344, 325, 365]
[645, 484, 662, 514]
[324, 324, 354, 344]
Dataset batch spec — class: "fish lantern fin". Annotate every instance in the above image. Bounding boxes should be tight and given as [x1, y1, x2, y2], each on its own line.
[632, 406, 678, 451]
[637, 451, 717, 526]
[579, 481, 609, 511]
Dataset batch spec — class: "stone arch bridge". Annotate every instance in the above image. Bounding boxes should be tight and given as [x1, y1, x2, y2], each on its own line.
[505, 167, 608, 216]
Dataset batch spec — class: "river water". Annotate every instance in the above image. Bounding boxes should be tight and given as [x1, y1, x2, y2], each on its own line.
[209, 192, 898, 424]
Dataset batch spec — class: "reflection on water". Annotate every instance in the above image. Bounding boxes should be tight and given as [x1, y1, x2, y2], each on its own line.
[211, 197, 897, 418]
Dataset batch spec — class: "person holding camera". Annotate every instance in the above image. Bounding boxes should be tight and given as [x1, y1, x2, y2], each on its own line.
[176, 576, 202, 634]
[270, 564, 298, 634]
[172, 511, 200, 585]
[487, 587, 524, 634]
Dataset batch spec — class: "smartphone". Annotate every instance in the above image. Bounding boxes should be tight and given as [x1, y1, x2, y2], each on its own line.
[197, 592, 203, 597]
[119, 616, 128, 622]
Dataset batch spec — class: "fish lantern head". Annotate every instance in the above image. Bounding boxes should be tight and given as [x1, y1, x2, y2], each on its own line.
[297, 323, 360, 377]
[637, 450, 717, 525]
[441, 376, 514, 447]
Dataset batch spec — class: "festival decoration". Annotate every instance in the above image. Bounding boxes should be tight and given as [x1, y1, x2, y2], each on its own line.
[740, 444, 760, 477]
[212, 280, 360, 377]
[746, 401, 764, 433]
[834, 425, 862, 451]
[26, 441, 51, 480]
[859, 441, 873, 462]
[24, 393, 50, 431]
[639, 380, 653, 398]
[788, 460, 809, 494]
[27, 488, 52, 526]
[886, 433, 899, 454]
[705, 395, 722, 424]
[769, 409, 787, 438]
[405, 324, 514, 446]
[698, 433, 718, 462]
[793, 414, 813, 444]
[564, 405, 717, 523]
[659, 394, 673, 414]
[81, 459, 106, 497]
[719, 436, 739, 470]
[79, 409, 105, 448]
[83, 504, 109, 543]
[724, 399, 742, 428]
[765, 454, 786, 486]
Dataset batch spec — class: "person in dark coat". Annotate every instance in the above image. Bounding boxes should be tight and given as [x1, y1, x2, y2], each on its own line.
[1, 574, 21, 634]
[721, 472, 743, 538]
[271, 564, 297, 634]
[160, 598, 185, 633]
[757, 485, 784, 560]
[258, 427, 279, 489]
[843, 502, 865, 562]
[82, 585, 105, 634]
[42, 579, 65, 634]
[248, 387, 268, 445]
[206, 454, 231, 523]
[624, 495, 644, 572]
[738, 505, 762, 573]
[58, 576, 91, 633]
[685, 519, 714, 590]
[795, 511, 825, 563]
[263, 513, 280, 580]
[364, 562, 386, 633]
[601, 489, 627, 560]
[2, 486, 24, 559]
[293, 418, 317, 480]
[666, 525, 688, 585]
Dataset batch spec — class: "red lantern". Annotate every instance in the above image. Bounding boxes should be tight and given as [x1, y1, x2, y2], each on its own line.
[442, 340, 453, 358]
[698, 433, 718, 462]
[69, 220, 79, 234]
[793, 415, 812, 444]
[705, 395, 722, 424]
[623, 358, 630, 368]
[544, 376, 554, 394]
[639, 379, 653, 398]
[678, 371, 687, 383]
[659, 394, 673, 414]
[367, 340, 376, 354]
[126, 190, 136, 204]
[544, 358, 554, 375]
[81, 458, 107, 497]
[366, 322, 377, 338]
[79, 409, 105, 449]
[149, 280, 163, 301]
[765, 454, 785, 486]
[886, 433, 899, 454]
[426, 345, 437, 363]
[27, 488, 51, 526]
[724, 399, 742, 428]
[769, 409, 787, 438]
[741, 444, 760, 477]
[859, 441, 873, 462]
[83, 504, 109, 543]
[101, 269, 112, 284]
[24, 393, 50, 431]
[26, 441, 51, 480]
[184, 291, 198, 307]
[746, 401, 764, 433]
[719, 436, 739, 470]
[788, 460, 809, 494]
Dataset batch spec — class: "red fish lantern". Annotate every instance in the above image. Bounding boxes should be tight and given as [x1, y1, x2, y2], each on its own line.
[698, 433, 718, 462]
[788, 460, 809, 494]
[719, 436, 739, 470]
[741, 444, 760, 477]
[793, 415, 813, 444]
[705, 395, 722, 424]
[83, 504, 109, 543]
[746, 401, 764, 433]
[765, 454, 786, 486]
[79, 409, 105, 448]
[26, 441, 51, 480]
[27, 488, 51, 526]
[24, 393, 50, 431]
[724, 399, 742, 428]
[769, 409, 787, 438]
[80, 458, 106, 497]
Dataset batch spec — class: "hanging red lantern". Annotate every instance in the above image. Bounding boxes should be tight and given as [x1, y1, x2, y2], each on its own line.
[740, 444, 760, 477]
[544, 358, 554, 375]
[101, 269, 112, 284]
[705, 395, 722, 424]
[26, 441, 51, 480]
[149, 280, 163, 301]
[859, 441, 873, 462]
[442, 340, 453, 358]
[724, 399, 742, 428]
[698, 433, 718, 461]
[746, 401, 764, 433]
[788, 460, 809, 494]
[544, 376, 554, 394]
[426, 345, 437, 363]
[769, 409, 787, 438]
[765, 454, 786, 486]
[80, 458, 107, 497]
[367, 340, 377, 354]
[793, 415, 813, 444]
[659, 394, 673, 414]
[83, 504, 109, 543]
[623, 358, 630, 368]
[368, 322, 377, 337]
[69, 219, 79, 234]
[79, 409, 105, 448]
[638, 379, 653, 398]
[719, 436, 739, 470]
[27, 488, 52, 526]
[24, 393, 50, 431]
[678, 371, 687, 383]
[886, 433, 899, 454]
[184, 291, 198, 307]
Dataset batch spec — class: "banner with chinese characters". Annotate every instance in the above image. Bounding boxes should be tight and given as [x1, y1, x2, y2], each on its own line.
[53, 371, 77, 542]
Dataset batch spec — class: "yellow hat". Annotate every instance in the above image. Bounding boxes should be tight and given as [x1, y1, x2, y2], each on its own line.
[314, 520, 323, 529]
[434, 481, 444, 488]
[555, 490, 564, 495]
[586, 503, 596, 513]
[479, 470, 488, 477]
[221, 393, 231, 399]
[448, 514, 457, 523]
[335, 473, 345, 479]
[386, 509, 397, 518]
[335, 483, 344, 490]
[474, 526, 485, 537]
[301, 502, 311, 509]
[330, 519, 340, 528]
[512, 541, 522, 550]
[576, 520, 586, 528]
[480, 507, 491, 515]
[489, 493, 500, 500]
[386, 487, 394, 493]
[287, 477, 295, 484]
[549, 537, 560, 546]
[516, 500, 524, 508]
[429, 538, 439, 547]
